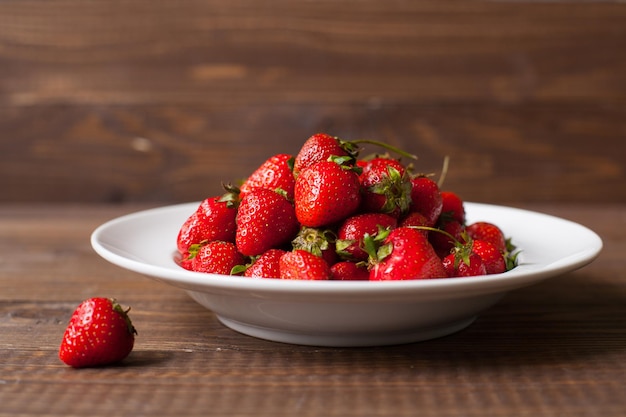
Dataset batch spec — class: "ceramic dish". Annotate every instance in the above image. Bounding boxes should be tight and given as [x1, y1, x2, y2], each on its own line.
[91, 202, 602, 347]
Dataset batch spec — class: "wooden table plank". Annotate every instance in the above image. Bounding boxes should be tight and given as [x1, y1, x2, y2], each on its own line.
[0, 203, 624, 416]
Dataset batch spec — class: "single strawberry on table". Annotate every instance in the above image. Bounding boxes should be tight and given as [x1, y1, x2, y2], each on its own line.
[59, 297, 137, 368]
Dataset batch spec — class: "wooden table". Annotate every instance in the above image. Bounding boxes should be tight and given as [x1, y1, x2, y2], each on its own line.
[0, 203, 623, 416]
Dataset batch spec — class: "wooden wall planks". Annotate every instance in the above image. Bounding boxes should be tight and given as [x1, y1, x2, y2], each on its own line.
[1, 1, 624, 204]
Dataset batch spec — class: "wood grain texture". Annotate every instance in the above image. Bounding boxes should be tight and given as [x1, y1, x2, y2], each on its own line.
[1, 1, 625, 203]
[0, 203, 624, 416]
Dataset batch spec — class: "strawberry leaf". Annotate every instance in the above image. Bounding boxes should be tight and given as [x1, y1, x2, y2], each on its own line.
[376, 242, 394, 262]
[230, 264, 249, 276]
[335, 238, 357, 257]
[186, 239, 208, 259]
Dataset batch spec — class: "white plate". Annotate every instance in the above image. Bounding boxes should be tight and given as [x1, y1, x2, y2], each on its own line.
[91, 202, 602, 347]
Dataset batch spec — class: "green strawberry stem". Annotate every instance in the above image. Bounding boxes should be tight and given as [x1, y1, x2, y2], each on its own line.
[110, 299, 138, 335]
[409, 225, 460, 244]
[362, 227, 393, 262]
[350, 139, 418, 161]
[219, 183, 242, 207]
[328, 155, 363, 174]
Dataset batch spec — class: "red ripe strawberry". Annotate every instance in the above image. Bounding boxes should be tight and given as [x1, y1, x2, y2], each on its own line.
[409, 176, 443, 227]
[191, 240, 246, 274]
[359, 157, 412, 217]
[236, 188, 299, 256]
[369, 227, 447, 280]
[359, 155, 406, 176]
[240, 153, 296, 200]
[440, 191, 466, 225]
[466, 222, 506, 253]
[442, 251, 487, 278]
[243, 248, 287, 278]
[330, 261, 370, 281]
[178, 213, 204, 255]
[471, 239, 506, 275]
[177, 253, 195, 271]
[293, 133, 358, 176]
[293, 133, 419, 178]
[59, 297, 137, 368]
[279, 249, 331, 280]
[176, 196, 237, 254]
[294, 159, 362, 227]
[336, 212, 397, 261]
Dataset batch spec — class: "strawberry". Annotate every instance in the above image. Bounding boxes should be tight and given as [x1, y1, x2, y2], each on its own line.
[291, 226, 338, 266]
[293, 133, 358, 176]
[235, 188, 299, 256]
[279, 249, 331, 280]
[240, 153, 296, 200]
[398, 211, 430, 237]
[359, 157, 412, 217]
[191, 240, 246, 274]
[359, 155, 404, 176]
[59, 297, 137, 368]
[442, 251, 487, 278]
[440, 191, 466, 225]
[242, 248, 287, 278]
[369, 227, 447, 280]
[176, 196, 237, 254]
[293, 133, 418, 177]
[466, 222, 506, 253]
[336, 212, 397, 261]
[409, 176, 443, 227]
[471, 239, 506, 275]
[294, 158, 362, 227]
[330, 261, 370, 281]
[178, 253, 195, 271]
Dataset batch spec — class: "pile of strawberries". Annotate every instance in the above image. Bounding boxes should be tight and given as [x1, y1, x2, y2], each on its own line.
[176, 133, 518, 280]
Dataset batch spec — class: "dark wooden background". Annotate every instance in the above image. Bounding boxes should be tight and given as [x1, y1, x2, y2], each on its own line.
[1, 1, 625, 205]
